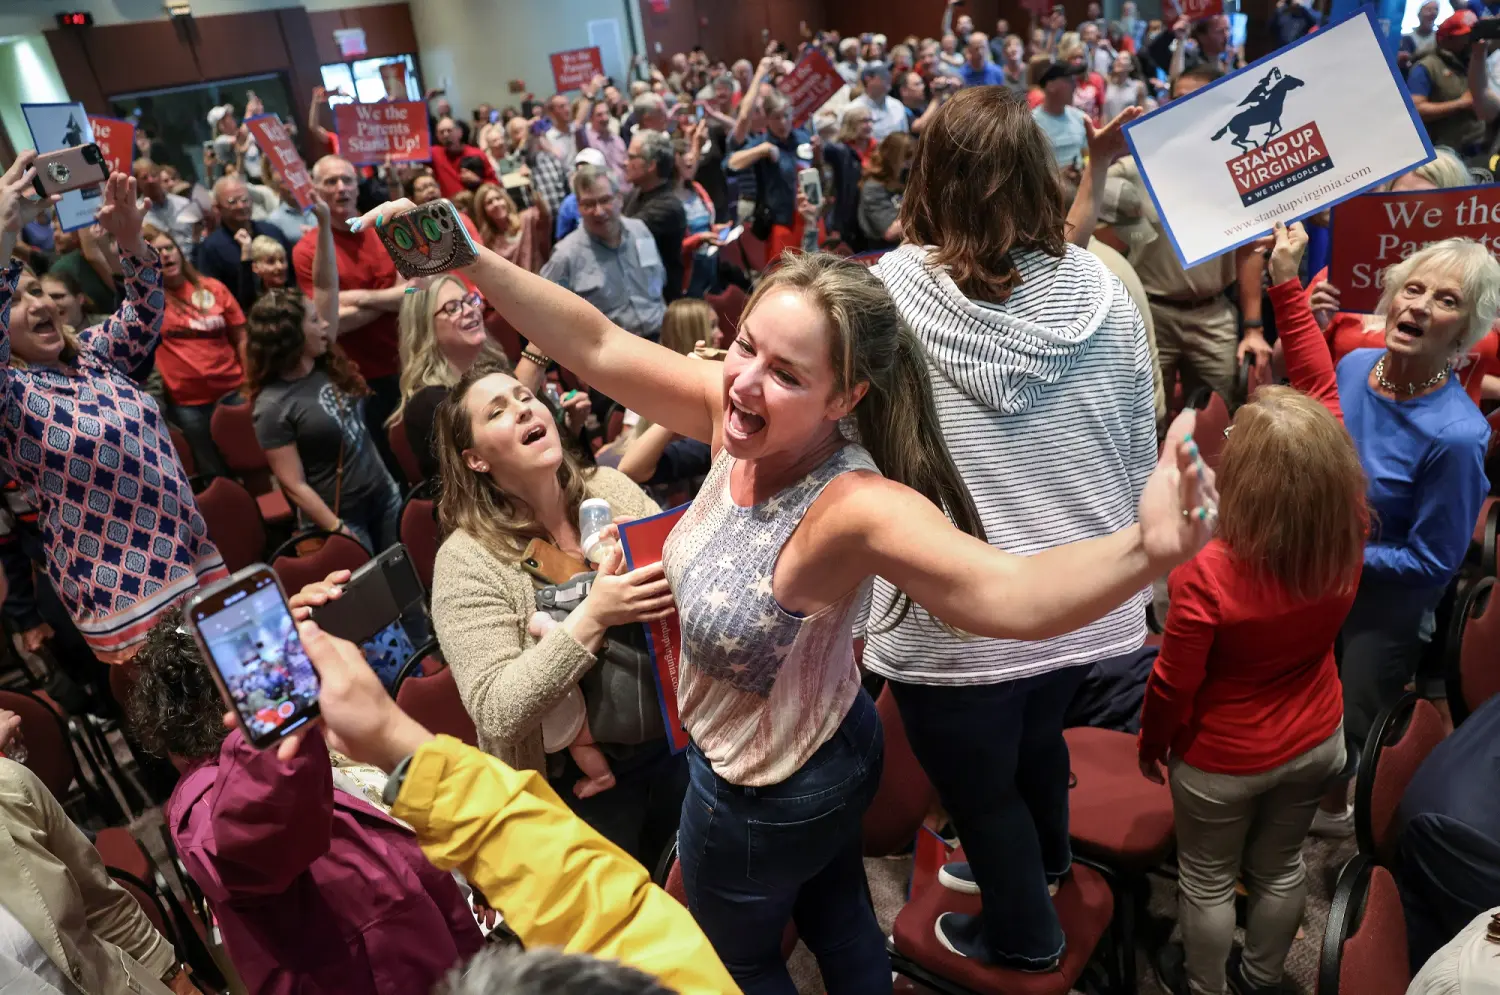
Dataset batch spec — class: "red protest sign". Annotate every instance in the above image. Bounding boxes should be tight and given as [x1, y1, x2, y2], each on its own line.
[779, 48, 844, 128]
[86, 116, 134, 176]
[1329, 186, 1500, 313]
[550, 47, 604, 93]
[617, 506, 690, 753]
[243, 113, 316, 210]
[1164, 0, 1225, 19]
[332, 101, 431, 166]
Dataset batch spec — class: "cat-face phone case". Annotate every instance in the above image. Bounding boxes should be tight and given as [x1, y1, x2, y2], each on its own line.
[377, 199, 479, 278]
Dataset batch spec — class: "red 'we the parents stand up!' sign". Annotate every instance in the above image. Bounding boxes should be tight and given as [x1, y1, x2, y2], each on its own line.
[243, 114, 317, 209]
[1165, 0, 1225, 18]
[86, 116, 134, 175]
[1329, 186, 1500, 313]
[332, 101, 432, 166]
[779, 48, 843, 128]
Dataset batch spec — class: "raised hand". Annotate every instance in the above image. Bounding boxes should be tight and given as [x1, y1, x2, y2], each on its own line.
[1084, 105, 1142, 169]
[93, 172, 148, 258]
[0, 152, 59, 235]
[1309, 280, 1341, 333]
[1137, 408, 1218, 572]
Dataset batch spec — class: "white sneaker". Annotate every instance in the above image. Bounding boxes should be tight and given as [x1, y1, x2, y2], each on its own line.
[1309, 806, 1354, 838]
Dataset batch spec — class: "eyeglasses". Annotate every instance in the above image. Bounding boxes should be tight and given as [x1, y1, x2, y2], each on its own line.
[437, 292, 485, 317]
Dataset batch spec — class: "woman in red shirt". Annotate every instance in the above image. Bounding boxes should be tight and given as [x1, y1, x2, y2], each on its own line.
[145, 224, 245, 477]
[1138, 222, 1367, 995]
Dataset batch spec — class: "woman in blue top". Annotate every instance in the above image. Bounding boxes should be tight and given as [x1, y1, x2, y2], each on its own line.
[1269, 224, 1498, 837]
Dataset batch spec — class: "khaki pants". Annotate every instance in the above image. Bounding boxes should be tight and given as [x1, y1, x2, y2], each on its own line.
[1150, 298, 1239, 408]
[1169, 727, 1346, 995]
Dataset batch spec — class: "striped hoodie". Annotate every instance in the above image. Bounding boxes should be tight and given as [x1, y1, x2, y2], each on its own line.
[865, 242, 1157, 685]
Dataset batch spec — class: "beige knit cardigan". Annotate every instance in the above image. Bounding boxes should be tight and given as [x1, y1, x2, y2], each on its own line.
[430, 467, 663, 773]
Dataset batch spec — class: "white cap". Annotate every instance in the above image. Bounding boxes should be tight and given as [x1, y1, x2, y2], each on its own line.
[573, 147, 607, 169]
[206, 103, 235, 128]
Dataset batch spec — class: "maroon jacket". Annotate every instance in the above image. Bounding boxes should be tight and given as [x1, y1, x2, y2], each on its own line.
[168, 728, 483, 994]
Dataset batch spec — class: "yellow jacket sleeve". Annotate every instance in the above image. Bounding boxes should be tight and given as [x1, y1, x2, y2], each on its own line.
[392, 736, 740, 995]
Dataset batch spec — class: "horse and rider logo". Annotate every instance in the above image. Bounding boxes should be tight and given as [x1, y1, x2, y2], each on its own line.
[1212, 66, 1333, 207]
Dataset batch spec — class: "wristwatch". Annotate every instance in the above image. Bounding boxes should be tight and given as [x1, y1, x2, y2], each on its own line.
[382, 753, 415, 807]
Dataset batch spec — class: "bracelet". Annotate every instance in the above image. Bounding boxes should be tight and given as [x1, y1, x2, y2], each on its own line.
[521, 348, 551, 367]
[1243, 319, 1264, 329]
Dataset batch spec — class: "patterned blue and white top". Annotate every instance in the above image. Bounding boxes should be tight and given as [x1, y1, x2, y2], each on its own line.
[662, 442, 875, 786]
[0, 253, 226, 661]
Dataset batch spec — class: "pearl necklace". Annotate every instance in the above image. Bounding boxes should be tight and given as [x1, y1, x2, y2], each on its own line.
[1374, 353, 1450, 397]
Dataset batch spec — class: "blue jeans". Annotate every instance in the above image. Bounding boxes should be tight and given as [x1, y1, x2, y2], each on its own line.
[677, 689, 887, 995]
[891, 665, 1090, 969]
[168, 392, 240, 479]
[340, 475, 402, 553]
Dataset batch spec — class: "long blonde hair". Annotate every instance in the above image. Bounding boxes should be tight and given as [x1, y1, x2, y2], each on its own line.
[472, 183, 521, 247]
[390, 275, 510, 425]
[433, 359, 596, 561]
[1217, 386, 1368, 600]
[745, 253, 985, 631]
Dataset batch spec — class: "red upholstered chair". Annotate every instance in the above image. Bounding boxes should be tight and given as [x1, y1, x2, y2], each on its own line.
[889, 845, 1116, 995]
[1063, 725, 1176, 988]
[862, 686, 939, 858]
[387, 414, 424, 488]
[269, 532, 371, 596]
[193, 476, 267, 573]
[1317, 855, 1409, 995]
[398, 486, 439, 593]
[706, 285, 749, 339]
[1470, 497, 1498, 579]
[1354, 693, 1448, 866]
[1448, 578, 1500, 725]
[0, 689, 78, 805]
[393, 643, 478, 747]
[210, 400, 294, 526]
[1188, 390, 1231, 472]
[168, 425, 196, 477]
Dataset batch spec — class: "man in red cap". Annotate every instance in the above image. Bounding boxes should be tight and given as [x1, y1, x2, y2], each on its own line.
[1409, 10, 1486, 159]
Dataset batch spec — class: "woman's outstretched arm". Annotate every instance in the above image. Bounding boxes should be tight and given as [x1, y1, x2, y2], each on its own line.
[351, 200, 722, 443]
[815, 410, 1216, 641]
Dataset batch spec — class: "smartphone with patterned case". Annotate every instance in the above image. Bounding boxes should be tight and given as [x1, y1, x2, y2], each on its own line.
[376, 199, 479, 278]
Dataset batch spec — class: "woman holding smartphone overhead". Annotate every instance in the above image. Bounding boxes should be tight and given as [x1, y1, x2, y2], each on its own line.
[0, 156, 227, 663]
[349, 196, 1219, 994]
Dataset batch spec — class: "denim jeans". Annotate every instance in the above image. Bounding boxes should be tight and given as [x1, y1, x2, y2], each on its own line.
[168, 392, 239, 479]
[677, 689, 886, 995]
[340, 475, 403, 553]
[1339, 576, 1440, 766]
[891, 665, 1090, 969]
[549, 739, 687, 869]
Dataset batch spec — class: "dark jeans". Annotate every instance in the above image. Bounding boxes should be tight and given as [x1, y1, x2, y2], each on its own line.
[362, 374, 401, 481]
[549, 738, 686, 869]
[1340, 576, 1437, 765]
[678, 690, 886, 995]
[1398, 812, 1500, 972]
[167, 391, 241, 479]
[341, 475, 403, 553]
[892, 665, 1090, 969]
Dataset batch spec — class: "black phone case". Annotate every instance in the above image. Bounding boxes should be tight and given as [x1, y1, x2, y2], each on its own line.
[311, 545, 426, 645]
[376, 199, 480, 278]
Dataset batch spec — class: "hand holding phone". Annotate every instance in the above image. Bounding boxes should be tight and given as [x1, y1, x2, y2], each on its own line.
[186, 566, 321, 749]
[32, 144, 109, 198]
[367, 199, 479, 278]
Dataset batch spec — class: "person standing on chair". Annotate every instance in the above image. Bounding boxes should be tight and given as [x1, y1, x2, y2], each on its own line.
[246, 196, 402, 553]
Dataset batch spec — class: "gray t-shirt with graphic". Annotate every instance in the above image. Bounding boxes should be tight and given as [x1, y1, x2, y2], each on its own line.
[253, 369, 389, 511]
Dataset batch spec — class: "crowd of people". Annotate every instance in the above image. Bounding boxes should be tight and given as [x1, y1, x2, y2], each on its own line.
[3, 1, 1500, 993]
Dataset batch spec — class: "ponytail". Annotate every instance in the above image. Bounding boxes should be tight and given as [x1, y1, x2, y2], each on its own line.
[742, 252, 984, 632]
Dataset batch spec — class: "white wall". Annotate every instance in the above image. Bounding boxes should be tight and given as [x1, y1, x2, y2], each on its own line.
[0, 36, 69, 157]
[409, 0, 646, 116]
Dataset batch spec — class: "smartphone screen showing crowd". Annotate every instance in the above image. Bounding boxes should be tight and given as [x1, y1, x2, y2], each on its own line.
[186, 566, 320, 748]
[311, 546, 429, 691]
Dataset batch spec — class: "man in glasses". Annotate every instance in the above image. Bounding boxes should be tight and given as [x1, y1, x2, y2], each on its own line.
[541, 164, 666, 339]
[195, 175, 297, 312]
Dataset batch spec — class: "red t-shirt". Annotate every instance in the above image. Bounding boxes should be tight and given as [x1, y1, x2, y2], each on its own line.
[157, 276, 245, 406]
[1308, 265, 1498, 405]
[293, 226, 400, 381]
[430, 144, 497, 198]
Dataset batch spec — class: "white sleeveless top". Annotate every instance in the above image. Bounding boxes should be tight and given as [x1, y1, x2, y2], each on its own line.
[661, 443, 875, 786]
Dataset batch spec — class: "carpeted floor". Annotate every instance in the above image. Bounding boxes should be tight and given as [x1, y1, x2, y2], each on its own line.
[788, 831, 1360, 994]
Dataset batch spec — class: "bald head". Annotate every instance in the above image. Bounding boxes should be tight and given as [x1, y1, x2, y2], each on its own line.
[213, 176, 251, 228]
[312, 155, 359, 221]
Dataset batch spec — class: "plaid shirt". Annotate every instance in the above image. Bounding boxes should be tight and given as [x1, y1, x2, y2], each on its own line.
[525, 147, 569, 216]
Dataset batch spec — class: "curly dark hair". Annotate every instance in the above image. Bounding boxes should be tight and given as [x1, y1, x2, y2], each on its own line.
[127, 606, 231, 760]
[243, 287, 368, 401]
